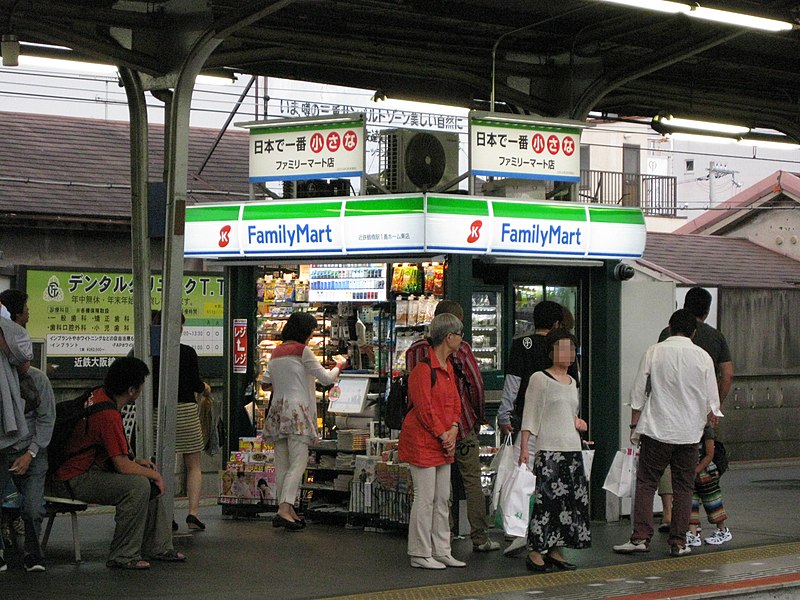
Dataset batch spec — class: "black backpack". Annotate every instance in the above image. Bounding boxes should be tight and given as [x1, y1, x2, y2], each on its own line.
[47, 387, 116, 478]
[713, 439, 729, 476]
[384, 357, 435, 430]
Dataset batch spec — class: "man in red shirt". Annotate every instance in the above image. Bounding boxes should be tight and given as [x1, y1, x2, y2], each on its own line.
[405, 300, 499, 552]
[53, 356, 186, 570]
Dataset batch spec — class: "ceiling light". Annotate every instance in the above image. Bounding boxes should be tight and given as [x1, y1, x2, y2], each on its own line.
[597, 0, 793, 32]
[653, 115, 749, 136]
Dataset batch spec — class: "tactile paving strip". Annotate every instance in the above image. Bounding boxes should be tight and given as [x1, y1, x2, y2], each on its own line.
[324, 542, 800, 600]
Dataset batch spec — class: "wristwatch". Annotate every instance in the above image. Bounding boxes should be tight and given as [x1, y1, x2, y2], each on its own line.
[629, 423, 638, 429]
[27, 449, 37, 459]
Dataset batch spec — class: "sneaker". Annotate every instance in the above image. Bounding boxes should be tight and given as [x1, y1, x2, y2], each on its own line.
[473, 540, 500, 552]
[613, 539, 650, 554]
[670, 544, 692, 556]
[432, 554, 467, 567]
[685, 532, 702, 547]
[504, 536, 528, 557]
[704, 527, 733, 545]
[0, 555, 6, 572]
[23, 554, 45, 572]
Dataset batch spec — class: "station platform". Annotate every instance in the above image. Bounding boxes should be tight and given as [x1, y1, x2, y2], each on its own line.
[1, 459, 798, 600]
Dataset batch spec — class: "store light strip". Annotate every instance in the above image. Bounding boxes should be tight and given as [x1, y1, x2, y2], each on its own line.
[596, 0, 793, 32]
[654, 116, 749, 136]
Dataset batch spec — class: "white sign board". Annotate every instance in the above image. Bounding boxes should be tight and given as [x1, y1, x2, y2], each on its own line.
[240, 114, 366, 183]
[470, 113, 584, 183]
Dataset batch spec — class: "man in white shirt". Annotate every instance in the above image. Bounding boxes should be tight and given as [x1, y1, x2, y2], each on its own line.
[613, 309, 723, 557]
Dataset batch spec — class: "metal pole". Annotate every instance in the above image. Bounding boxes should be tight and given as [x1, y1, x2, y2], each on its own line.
[120, 67, 154, 459]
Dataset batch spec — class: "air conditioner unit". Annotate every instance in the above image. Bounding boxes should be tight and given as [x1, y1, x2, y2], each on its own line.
[379, 129, 460, 193]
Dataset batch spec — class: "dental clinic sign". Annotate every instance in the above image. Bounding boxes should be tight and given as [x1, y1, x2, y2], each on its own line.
[185, 195, 645, 260]
[469, 112, 585, 182]
[239, 113, 366, 182]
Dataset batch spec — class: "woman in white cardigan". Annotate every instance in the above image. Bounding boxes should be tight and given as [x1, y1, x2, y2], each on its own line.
[518, 328, 591, 572]
[261, 312, 345, 530]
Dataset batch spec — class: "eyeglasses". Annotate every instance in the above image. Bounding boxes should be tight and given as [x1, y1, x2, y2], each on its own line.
[449, 330, 463, 337]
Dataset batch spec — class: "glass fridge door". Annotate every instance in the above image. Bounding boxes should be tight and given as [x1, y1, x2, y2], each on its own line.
[471, 290, 502, 372]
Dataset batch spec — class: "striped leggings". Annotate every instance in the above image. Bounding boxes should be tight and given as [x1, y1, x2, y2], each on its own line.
[690, 466, 727, 526]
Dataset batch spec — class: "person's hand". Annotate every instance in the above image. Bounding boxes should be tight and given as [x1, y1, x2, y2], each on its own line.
[500, 423, 514, 436]
[440, 427, 457, 455]
[707, 412, 720, 427]
[153, 474, 165, 497]
[9, 452, 32, 476]
[574, 417, 588, 433]
[203, 383, 212, 397]
[518, 446, 529, 466]
[136, 457, 156, 470]
[630, 428, 640, 446]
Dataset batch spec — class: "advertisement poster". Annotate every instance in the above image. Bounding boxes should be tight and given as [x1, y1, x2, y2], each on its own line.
[24, 269, 225, 379]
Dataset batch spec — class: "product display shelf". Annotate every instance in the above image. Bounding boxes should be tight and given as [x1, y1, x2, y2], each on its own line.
[301, 445, 366, 522]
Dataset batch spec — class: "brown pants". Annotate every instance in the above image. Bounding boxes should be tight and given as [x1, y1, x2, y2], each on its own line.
[632, 435, 698, 548]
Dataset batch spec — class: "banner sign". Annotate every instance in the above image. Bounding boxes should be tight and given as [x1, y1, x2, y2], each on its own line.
[25, 269, 224, 378]
[232, 319, 248, 374]
[240, 113, 366, 183]
[469, 112, 584, 183]
[185, 195, 645, 260]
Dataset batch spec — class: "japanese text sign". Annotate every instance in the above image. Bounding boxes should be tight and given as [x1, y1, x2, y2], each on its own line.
[233, 319, 248, 374]
[241, 113, 366, 183]
[469, 112, 584, 183]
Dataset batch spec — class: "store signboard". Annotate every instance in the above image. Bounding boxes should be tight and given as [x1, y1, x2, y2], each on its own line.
[239, 113, 366, 183]
[232, 319, 248, 374]
[469, 112, 584, 183]
[342, 195, 425, 253]
[185, 195, 645, 260]
[25, 268, 225, 378]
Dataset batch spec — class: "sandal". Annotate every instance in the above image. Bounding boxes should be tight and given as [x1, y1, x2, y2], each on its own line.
[150, 549, 187, 562]
[107, 559, 151, 570]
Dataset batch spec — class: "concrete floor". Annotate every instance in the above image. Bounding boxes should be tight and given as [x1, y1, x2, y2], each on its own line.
[1, 460, 798, 600]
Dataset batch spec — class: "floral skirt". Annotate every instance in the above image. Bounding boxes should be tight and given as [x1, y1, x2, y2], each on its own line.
[527, 450, 592, 553]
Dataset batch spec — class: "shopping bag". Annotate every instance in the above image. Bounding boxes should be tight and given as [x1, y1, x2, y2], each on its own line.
[602, 447, 638, 497]
[498, 463, 537, 538]
[581, 449, 595, 481]
[490, 435, 515, 513]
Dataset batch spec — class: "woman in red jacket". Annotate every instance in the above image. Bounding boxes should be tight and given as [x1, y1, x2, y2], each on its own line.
[399, 313, 463, 570]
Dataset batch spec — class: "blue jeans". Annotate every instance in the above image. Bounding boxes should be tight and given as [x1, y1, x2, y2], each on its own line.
[0, 447, 47, 559]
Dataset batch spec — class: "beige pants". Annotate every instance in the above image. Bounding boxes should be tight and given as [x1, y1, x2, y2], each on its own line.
[407, 463, 451, 558]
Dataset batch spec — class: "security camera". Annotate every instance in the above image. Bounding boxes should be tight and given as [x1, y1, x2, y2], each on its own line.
[614, 263, 635, 281]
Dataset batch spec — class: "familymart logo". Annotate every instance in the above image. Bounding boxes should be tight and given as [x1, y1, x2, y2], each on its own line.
[467, 220, 482, 244]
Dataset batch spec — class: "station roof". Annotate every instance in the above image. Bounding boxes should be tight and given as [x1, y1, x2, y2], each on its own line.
[3, 1, 800, 139]
[639, 231, 800, 288]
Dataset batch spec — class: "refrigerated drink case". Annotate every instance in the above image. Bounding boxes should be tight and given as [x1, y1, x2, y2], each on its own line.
[471, 290, 502, 372]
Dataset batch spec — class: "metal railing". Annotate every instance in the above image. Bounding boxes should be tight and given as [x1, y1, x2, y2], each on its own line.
[579, 169, 677, 216]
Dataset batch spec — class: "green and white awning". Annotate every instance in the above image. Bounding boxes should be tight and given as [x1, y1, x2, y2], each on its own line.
[184, 194, 645, 260]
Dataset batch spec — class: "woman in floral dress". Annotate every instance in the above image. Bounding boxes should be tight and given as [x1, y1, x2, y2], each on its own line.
[261, 312, 344, 530]
[518, 328, 591, 571]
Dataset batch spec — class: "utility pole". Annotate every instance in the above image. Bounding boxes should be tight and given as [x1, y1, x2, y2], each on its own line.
[703, 161, 740, 207]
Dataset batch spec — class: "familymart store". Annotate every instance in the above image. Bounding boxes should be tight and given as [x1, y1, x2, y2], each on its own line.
[185, 193, 645, 519]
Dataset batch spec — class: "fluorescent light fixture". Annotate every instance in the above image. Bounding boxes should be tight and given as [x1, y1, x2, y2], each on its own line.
[16, 55, 118, 75]
[654, 115, 749, 136]
[689, 5, 793, 32]
[739, 138, 800, 150]
[195, 73, 237, 86]
[597, 0, 793, 32]
[599, 0, 688, 14]
[668, 132, 738, 145]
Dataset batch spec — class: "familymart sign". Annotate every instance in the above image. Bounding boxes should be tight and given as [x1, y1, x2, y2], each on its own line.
[185, 195, 645, 260]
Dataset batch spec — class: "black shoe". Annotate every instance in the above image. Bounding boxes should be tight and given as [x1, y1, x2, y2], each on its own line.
[172, 520, 179, 532]
[186, 514, 206, 531]
[525, 555, 552, 573]
[658, 522, 671, 533]
[23, 554, 46, 572]
[544, 554, 577, 571]
[276, 516, 304, 531]
[272, 515, 284, 528]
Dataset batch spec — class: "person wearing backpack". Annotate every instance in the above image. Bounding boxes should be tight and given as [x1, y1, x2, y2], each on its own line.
[405, 300, 498, 553]
[686, 423, 732, 547]
[51, 356, 186, 570]
[399, 313, 463, 570]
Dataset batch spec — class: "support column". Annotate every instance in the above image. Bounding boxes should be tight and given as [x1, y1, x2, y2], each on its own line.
[120, 67, 154, 459]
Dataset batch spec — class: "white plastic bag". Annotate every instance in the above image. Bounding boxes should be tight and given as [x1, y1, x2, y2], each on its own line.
[581, 449, 595, 481]
[490, 435, 515, 513]
[498, 463, 537, 538]
[602, 447, 638, 497]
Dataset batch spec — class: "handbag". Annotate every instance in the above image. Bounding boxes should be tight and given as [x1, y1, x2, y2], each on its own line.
[490, 435, 515, 513]
[581, 448, 595, 480]
[498, 463, 537, 538]
[602, 447, 638, 497]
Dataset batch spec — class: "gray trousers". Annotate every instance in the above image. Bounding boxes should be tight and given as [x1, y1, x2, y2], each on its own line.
[55, 467, 173, 564]
[0, 447, 47, 559]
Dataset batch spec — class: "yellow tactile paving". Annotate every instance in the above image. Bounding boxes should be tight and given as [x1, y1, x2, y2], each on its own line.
[324, 542, 800, 600]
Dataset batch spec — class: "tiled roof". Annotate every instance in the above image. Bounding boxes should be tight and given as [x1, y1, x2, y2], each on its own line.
[674, 171, 800, 235]
[639, 232, 800, 289]
[0, 111, 250, 221]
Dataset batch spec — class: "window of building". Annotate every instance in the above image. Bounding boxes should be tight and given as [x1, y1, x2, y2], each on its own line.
[685, 159, 695, 173]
